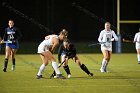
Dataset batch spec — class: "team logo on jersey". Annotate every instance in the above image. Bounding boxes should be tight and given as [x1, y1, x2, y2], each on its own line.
[7, 31, 15, 34]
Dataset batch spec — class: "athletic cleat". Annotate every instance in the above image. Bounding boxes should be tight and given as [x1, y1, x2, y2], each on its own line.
[36, 75, 43, 79]
[11, 65, 15, 71]
[54, 74, 66, 79]
[104, 69, 109, 72]
[89, 73, 93, 76]
[100, 68, 105, 73]
[50, 74, 54, 79]
[67, 74, 71, 78]
[3, 68, 7, 72]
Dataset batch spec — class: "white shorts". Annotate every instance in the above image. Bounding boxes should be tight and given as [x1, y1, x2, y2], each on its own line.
[37, 44, 49, 53]
[136, 43, 140, 49]
[101, 46, 112, 51]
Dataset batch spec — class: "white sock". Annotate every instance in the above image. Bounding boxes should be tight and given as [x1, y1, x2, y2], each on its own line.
[104, 61, 108, 71]
[37, 64, 46, 76]
[137, 54, 140, 62]
[101, 59, 107, 70]
[52, 62, 61, 74]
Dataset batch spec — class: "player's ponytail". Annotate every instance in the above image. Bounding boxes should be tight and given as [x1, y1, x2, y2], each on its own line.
[60, 29, 68, 38]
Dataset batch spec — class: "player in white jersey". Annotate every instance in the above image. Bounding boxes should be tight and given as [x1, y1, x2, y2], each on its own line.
[133, 28, 140, 64]
[36, 29, 68, 79]
[98, 22, 118, 72]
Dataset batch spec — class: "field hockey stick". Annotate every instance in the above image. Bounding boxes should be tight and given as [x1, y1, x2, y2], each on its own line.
[88, 40, 114, 47]
[0, 40, 12, 51]
[50, 59, 66, 79]
[88, 42, 106, 47]
[0, 40, 12, 44]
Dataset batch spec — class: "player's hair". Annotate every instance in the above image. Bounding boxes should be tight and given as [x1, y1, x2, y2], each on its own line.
[105, 22, 111, 25]
[63, 38, 70, 43]
[68, 43, 75, 50]
[9, 19, 14, 22]
[59, 28, 68, 38]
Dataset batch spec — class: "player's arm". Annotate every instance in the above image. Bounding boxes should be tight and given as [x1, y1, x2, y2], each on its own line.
[1, 29, 7, 43]
[112, 31, 118, 41]
[11, 28, 22, 43]
[51, 37, 59, 53]
[3, 29, 7, 41]
[133, 33, 138, 43]
[98, 31, 103, 42]
[0, 36, 2, 44]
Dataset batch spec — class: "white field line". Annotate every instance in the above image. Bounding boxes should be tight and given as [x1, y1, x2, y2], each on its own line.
[42, 84, 140, 88]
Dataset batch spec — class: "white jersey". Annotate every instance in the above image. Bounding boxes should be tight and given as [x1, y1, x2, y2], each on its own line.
[37, 35, 58, 53]
[134, 32, 140, 49]
[98, 30, 118, 51]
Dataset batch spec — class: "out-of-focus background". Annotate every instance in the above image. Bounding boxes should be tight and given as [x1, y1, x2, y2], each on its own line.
[0, 0, 140, 53]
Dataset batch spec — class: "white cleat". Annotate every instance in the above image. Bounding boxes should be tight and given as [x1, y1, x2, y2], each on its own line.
[68, 74, 71, 78]
[54, 74, 66, 79]
[11, 65, 15, 71]
[100, 68, 105, 73]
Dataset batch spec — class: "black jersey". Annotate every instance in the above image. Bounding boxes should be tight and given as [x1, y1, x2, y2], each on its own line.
[58, 43, 76, 63]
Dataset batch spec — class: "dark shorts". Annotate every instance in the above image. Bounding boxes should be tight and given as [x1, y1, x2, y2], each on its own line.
[61, 52, 66, 56]
[6, 41, 19, 49]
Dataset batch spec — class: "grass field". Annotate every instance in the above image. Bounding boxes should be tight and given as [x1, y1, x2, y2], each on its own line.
[0, 54, 140, 93]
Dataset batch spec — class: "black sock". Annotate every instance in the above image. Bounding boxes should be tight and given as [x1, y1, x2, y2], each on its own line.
[80, 64, 90, 75]
[12, 58, 15, 65]
[53, 71, 56, 76]
[63, 65, 71, 75]
[4, 58, 8, 69]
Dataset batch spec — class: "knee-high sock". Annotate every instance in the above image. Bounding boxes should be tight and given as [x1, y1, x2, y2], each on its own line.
[12, 58, 15, 65]
[104, 61, 108, 71]
[101, 59, 107, 70]
[37, 64, 46, 76]
[52, 62, 61, 74]
[80, 64, 90, 75]
[63, 65, 71, 75]
[137, 54, 140, 62]
[4, 58, 8, 69]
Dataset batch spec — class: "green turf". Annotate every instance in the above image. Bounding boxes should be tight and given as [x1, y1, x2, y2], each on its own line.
[0, 54, 140, 93]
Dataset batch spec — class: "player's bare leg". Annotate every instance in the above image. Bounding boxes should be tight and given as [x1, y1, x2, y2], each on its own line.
[36, 54, 48, 79]
[11, 49, 17, 71]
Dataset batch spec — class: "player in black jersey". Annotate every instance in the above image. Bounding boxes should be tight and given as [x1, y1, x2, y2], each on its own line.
[57, 39, 93, 78]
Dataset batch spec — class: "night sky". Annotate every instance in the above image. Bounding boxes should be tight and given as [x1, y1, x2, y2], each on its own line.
[0, 0, 140, 41]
